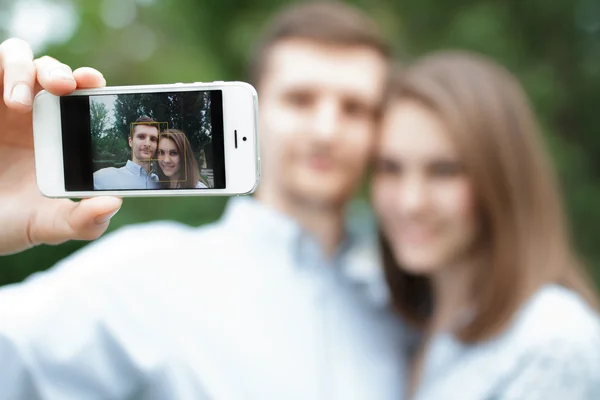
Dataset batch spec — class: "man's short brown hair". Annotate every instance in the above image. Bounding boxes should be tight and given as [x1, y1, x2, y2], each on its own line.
[249, 1, 391, 87]
[134, 116, 157, 124]
[131, 116, 158, 137]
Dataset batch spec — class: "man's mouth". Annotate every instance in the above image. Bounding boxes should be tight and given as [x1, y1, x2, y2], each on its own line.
[306, 155, 334, 171]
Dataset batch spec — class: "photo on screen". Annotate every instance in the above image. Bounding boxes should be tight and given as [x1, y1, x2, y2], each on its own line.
[89, 91, 216, 190]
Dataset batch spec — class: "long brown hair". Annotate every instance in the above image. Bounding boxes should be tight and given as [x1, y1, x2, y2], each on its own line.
[156, 129, 207, 188]
[381, 50, 599, 343]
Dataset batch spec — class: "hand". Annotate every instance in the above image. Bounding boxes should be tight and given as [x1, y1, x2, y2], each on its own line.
[0, 38, 122, 256]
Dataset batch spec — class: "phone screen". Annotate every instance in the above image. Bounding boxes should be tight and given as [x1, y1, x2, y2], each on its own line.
[60, 90, 226, 191]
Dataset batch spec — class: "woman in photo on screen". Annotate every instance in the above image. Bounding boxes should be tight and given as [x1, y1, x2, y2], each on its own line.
[371, 50, 600, 399]
[156, 128, 209, 189]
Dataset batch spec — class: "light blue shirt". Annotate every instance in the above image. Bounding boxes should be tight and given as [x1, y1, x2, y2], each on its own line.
[407, 284, 600, 400]
[0, 197, 407, 399]
[93, 160, 160, 190]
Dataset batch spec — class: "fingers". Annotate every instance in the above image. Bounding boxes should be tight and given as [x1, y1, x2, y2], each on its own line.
[30, 196, 123, 246]
[64, 197, 123, 242]
[0, 38, 35, 112]
[73, 67, 106, 89]
[0, 37, 108, 114]
[33, 56, 77, 96]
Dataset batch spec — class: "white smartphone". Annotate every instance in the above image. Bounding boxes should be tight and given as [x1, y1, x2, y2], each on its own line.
[32, 81, 260, 198]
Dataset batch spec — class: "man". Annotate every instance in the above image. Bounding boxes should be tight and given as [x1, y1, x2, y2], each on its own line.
[93, 116, 161, 190]
[0, 2, 406, 399]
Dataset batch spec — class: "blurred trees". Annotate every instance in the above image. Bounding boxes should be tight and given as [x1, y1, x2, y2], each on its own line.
[90, 91, 212, 170]
[90, 100, 109, 140]
[1, 0, 599, 289]
[90, 99, 130, 169]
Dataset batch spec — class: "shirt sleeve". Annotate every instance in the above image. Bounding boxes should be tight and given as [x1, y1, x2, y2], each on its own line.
[93, 169, 102, 190]
[0, 229, 146, 399]
[93, 168, 112, 190]
[491, 339, 600, 400]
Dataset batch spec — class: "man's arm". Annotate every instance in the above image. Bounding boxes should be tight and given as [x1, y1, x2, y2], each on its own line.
[0, 228, 146, 399]
[93, 168, 114, 190]
[0, 38, 122, 255]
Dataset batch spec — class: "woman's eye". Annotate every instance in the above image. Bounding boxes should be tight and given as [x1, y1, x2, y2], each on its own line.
[430, 161, 462, 177]
[170, 151, 178, 157]
[375, 158, 401, 175]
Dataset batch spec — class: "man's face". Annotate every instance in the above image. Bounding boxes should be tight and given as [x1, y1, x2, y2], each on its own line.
[129, 124, 158, 163]
[258, 39, 388, 208]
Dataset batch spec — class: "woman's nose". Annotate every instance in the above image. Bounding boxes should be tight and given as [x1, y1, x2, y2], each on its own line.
[399, 176, 428, 213]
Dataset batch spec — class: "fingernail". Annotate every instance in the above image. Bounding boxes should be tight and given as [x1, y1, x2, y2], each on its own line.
[49, 68, 74, 80]
[95, 72, 107, 86]
[11, 84, 32, 106]
[95, 209, 120, 224]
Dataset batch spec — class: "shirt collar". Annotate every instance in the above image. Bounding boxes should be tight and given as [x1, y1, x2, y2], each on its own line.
[125, 160, 147, 176]
[222, 196, 364, 260]
[220, 196, 390, 304]
[220, 196, 305, 247]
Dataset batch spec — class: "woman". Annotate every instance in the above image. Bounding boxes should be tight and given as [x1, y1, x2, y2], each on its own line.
[156, 128, 209, 189]
[372, 50, 600, 399]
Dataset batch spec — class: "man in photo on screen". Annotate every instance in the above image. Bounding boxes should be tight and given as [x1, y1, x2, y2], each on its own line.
[93, 115, 161, 190]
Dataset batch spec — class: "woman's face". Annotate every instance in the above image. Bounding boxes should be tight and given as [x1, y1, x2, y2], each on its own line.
[158, 137, 181, 178]
[372, 100, 479, 275]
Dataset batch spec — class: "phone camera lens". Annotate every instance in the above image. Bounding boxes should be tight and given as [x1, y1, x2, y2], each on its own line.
[243, 137, 247, 141]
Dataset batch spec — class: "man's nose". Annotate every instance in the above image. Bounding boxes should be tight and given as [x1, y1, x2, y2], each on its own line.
[312, 98, 340, 141]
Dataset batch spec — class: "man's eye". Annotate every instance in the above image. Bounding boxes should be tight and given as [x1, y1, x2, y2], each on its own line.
[343, 101, 370, 118]
[285, 92, 313, 107]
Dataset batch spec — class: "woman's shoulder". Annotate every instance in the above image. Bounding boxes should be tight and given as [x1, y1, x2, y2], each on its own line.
[464, 285, 600, 395]
[481, 285, 600, 397]
[508, 284, 600, 351]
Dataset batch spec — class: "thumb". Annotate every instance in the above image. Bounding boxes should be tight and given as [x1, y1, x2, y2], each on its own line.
[30, 196, 123, 246]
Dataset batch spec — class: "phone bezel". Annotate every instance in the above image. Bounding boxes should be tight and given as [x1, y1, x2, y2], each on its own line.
[32, 81, 260, 198]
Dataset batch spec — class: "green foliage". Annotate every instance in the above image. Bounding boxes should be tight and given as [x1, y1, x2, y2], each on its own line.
[1, 0, 599, 291]
[113, 92, 212, 151]
[90, 100, 109, 139]
[89, 91, 212, 170]
[90, 99, 130, 169]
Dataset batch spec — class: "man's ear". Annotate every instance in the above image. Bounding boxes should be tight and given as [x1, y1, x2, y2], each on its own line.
[128, 135, 133, 148]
